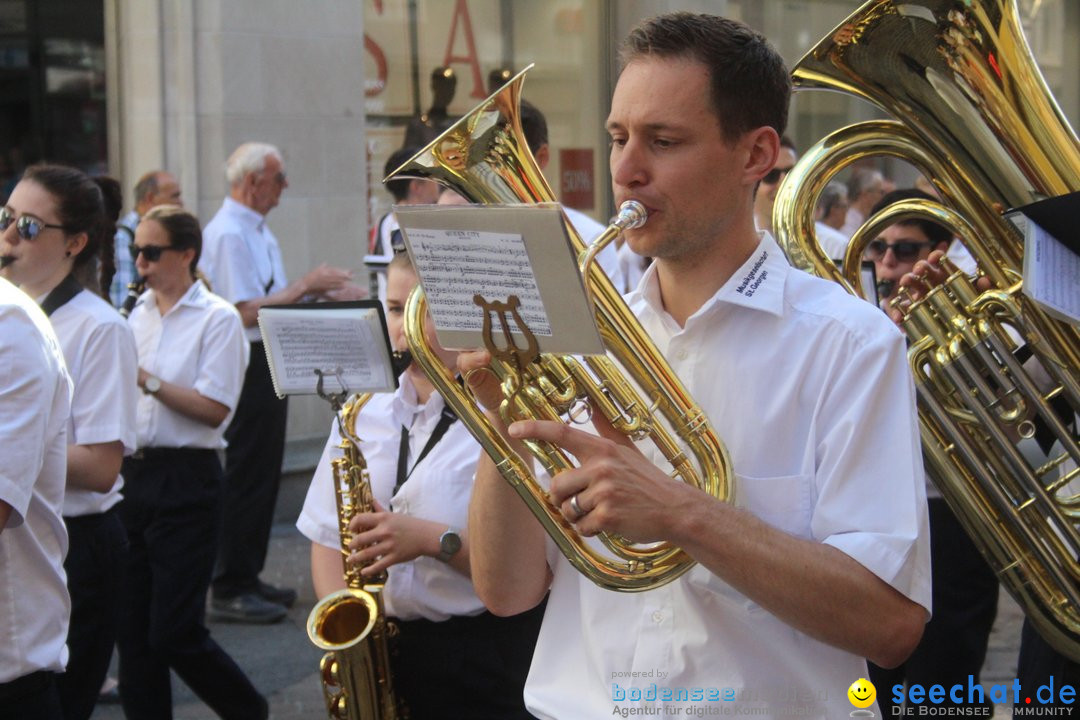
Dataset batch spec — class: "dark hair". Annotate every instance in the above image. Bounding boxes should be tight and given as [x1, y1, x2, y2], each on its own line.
[22, 164, 120, 297]
[871, 188, 953, 247]
[619, 12, 791, 143]
[142, 205, 202, 277]
[780, 135, 797, 152]
[384, 146, 424, 202]
[519, 99, 548, 155]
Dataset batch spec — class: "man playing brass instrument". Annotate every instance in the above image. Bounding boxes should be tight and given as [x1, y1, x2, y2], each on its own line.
[463, 13, 931, 719]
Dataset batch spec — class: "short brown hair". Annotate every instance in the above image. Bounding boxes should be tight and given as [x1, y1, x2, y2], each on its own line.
[142, 205, 202, 276]
[619, 13, 791, 143]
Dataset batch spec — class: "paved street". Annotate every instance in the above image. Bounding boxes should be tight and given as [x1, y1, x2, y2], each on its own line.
[91, 471, 1029, 719]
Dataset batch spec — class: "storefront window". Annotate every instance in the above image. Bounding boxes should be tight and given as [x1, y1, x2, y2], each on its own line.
[0, 0, 105, 202]
[363, 0, 607, 230]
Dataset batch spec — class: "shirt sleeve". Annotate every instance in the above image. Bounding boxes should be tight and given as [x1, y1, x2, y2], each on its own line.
[297, 418, 344, 550]
[202, 230, 264, 305]
[813, 324, 932, 612]
[192, 305, 249, 411]
[69, 321, 138, 453]
[0, 308, 59, 526]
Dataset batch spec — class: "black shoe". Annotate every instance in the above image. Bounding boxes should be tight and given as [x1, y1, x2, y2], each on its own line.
[257, 580, 297, 608]
[208, 592, 287, 624]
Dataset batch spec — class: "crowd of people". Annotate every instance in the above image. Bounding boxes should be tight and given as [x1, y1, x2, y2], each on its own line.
[0, 9, 1075, 720]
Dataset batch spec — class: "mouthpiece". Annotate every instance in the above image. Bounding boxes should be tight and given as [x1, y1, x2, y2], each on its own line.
[613, 200, 648, 231]
[0, 256, 13, 269]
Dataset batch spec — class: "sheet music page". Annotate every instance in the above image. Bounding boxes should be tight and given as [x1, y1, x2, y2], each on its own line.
[1023, 220, 1080, 325]
[258, 302, 397, 397]
[393, 204, 606, 355]
[405, 228, 551, 336]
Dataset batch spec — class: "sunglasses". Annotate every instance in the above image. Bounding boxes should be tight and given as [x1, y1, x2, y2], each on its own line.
[0, 207, 67, 240]
[130, 243, 181, 262]
[865, 239, 936, 262]
[762, 166, 794, 185]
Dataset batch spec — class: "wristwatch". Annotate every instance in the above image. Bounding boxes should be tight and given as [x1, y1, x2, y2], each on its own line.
[438, 527, 462, 563]
[144, 376, 162, 395]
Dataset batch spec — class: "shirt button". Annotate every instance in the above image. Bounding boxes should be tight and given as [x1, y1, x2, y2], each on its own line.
[652, 610, 664, 624]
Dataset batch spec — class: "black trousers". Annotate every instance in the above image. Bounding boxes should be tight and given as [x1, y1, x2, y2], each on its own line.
[117, 449, 266, 720]
[1018, 618, 1080, 709]
[390, 599, 546, 720]
[212, 342, 288, 599]
[870, 498, 999, 714]
[0, 671, 63, 720]
[56, 508, 128, 720]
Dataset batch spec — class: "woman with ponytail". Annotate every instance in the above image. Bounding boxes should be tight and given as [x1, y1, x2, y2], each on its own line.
[0, 164, 138, 720]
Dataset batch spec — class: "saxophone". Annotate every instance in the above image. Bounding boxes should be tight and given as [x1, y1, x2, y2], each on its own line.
[306, 391, 401, 720]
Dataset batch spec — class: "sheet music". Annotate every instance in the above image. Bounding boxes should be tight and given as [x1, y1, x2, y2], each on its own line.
[1023, 219, 1080, 324]
[406, 228, 552, 335]
[258, 302, 397, 397]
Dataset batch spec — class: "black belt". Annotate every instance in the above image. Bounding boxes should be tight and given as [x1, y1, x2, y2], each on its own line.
[130, 447, 217, 461]
[0, 670, 57, 703]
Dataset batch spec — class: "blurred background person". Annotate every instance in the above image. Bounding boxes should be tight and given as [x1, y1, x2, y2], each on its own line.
[118, 205, 264, 720]
[518, 99, 628, 293]
[300, 250, 543, 720]
[0, 164, 137, 720]
[0, 272, 71, 720]
[199, 142, 358, 624]
[111, 170, 182, 308]
[814, 180, 850, 262]
[841, 167, 886, 237]
[404, 66, 458, 148]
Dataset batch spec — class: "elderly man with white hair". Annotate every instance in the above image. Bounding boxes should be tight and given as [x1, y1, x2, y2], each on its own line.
[199, 142, 356, 623]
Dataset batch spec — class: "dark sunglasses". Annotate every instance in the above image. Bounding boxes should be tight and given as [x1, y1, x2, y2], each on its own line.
[865, 239, 936, 262]
[130, 243, 181, 262]
[0, 207, 67, 240]
[762, 166, 794, 185]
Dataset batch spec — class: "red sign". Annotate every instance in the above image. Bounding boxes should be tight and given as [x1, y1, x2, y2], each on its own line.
[559, 148, 594, 210]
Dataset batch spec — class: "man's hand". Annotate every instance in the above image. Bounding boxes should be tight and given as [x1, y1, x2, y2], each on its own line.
[886, 250, 993, 324]
[322, 282, 368, 301]
[509, 410, 700, 544]
[301, 264, 353, 297]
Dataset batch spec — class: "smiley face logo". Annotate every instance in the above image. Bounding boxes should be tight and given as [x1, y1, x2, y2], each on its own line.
[847, 677, 876, 709]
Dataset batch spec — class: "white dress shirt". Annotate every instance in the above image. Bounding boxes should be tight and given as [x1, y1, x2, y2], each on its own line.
[199, 196, 288, 342]
[128, 280, 249, 449]
[523, 233, 932, 720]
[50, 289, 138, 516]
[0, 278, 72, 682]
[297, 372, 486, 622]
[814, 221, 851, 262]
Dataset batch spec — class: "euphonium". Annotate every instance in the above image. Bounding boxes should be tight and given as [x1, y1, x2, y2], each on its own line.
[386, 67, 733, 592]
[307, 391, 400, 720]
[772, 0, 1080, 659]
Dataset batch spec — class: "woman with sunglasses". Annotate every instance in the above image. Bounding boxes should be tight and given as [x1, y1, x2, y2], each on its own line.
[118, 204, 265, 720]
[0, 164, 137, 720]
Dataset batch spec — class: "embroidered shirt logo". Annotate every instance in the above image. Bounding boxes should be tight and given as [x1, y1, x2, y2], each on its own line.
[735, 250, 769, 297]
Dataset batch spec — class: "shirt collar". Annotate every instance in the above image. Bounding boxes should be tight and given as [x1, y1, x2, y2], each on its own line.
[632, 231, 789, 324]
[391, 372, 445, 429]
[222, 196, 266, 233]
[136, 279, 212, 316]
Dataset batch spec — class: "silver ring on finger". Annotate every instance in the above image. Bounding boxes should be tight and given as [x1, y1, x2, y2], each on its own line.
[570, 493, 586, 521]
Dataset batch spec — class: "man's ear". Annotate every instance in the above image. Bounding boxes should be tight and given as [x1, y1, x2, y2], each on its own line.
[533, 143, 550, 171]
[744, 127, 780, 185]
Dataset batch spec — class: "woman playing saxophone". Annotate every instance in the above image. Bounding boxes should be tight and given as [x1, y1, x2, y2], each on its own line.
[298, 250, 543, 720]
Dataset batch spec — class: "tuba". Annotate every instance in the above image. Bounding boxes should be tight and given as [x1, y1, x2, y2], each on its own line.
[385, 67, 734, 592]
[307, 391, 401, 720]
[772, 0, 1080, 659]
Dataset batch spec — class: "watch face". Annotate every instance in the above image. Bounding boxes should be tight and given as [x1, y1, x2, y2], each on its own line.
[440, 530, 462, 556]
[146, 376, 161, 393]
